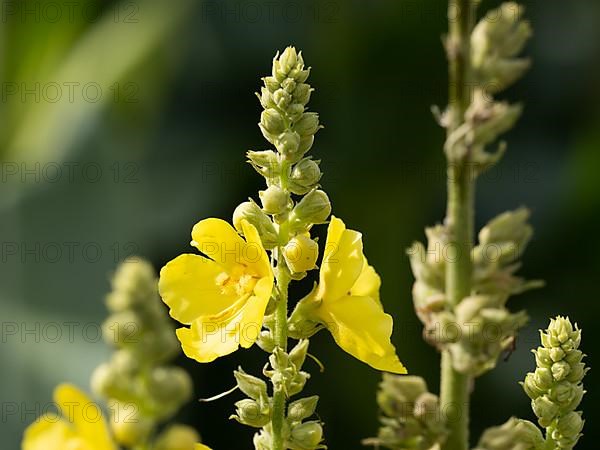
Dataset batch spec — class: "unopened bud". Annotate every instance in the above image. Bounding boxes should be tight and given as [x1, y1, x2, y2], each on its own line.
[293, 84, 313, 105]
[259, 185, 290, 215]
[291, 190, 331, 226]
[294, 113, 320, 137]
[283, 234, 318, 273]
[234, 369, 268, 401]
[155, 425, 200, 450]
[275, 131, 302, 161]
[288, 396, 319, 422]
[279, 47, 298, 74]
[231, 399, 270, 428]
[233, 201, 279, 248]
[290, 421, 323, 449]
[261, 108, 285, 136]
[111, 404, 154, 447]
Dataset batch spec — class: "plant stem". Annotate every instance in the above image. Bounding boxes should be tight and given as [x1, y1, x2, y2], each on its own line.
[271, 256, 290, 450]
[440, 0, 475, 449]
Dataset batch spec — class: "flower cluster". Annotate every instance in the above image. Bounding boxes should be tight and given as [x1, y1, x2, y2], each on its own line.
[364, 374, 446, 449]
[158, 47, 405, 450]
[92, 258, 196, 449]
[523, 317, 587, 449]
[408, 208, 541, 375]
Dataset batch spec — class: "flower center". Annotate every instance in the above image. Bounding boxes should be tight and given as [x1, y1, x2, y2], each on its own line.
[216, 264, 258, 297]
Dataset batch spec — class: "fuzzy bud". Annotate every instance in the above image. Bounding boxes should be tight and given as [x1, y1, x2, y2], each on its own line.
[154, 425, 200, 450]
[290, 421, 323, 449]
[283, 234, 319, 273]
[289, 158, 322, 195]
[259, 185, 290, 215]
[233, 201, 279, 248]
[291, 190, 331, 227]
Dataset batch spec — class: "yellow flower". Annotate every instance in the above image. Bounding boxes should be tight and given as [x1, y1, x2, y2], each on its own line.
[159, 218, 274, 363]
[22, 384, 115, 450]
[291, 217, 406, 374]
[195, 444, 212, 450]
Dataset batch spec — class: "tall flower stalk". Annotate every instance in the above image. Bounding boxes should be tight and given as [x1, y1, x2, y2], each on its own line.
[158, 47, 406, 450]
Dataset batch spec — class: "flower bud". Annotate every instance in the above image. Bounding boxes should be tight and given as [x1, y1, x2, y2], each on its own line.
[155, 425, 200, 450]
[260, 108, 285, 136]
[233, 201, 279, 248]
[273, 89, 292, 109]
[287, 103, 305, 122]
[148, 366, 193, 405]
[293, 84, 312, 105]
[289, 158, 321, 195]
[111, 404, 154, 448]
[275, 131, 302, 161]
[91, 363, 122, 398]
[234, 368, 268, 401]
[263, 76, 280, 92]
[290, 421, 323, 449]
[231, 399, 270, 428]
[247, 150, 279, 179]
[103, 311, 143, 347]
[288, 396, 319, 422]
[289, 339, 310, 370]
[282, 78, 296, 94]
[294, 113, 320, 137]
[279, 47, 298, 74]
[532, 396, 559, 427]
[259, 185, 289, 215]
[283, 234, 318, 273]
[291, 190, 331, 226]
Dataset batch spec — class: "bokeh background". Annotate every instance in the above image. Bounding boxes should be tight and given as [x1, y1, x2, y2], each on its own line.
[1, 0, 599, 448]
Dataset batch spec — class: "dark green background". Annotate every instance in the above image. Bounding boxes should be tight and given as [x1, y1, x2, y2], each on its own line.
[1, 0, 598, 448]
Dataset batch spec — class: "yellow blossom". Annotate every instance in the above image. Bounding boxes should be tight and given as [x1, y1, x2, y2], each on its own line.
[159, 218, 274, 363]
[291, 217, 406, 374]
[22, 384, 115, 450]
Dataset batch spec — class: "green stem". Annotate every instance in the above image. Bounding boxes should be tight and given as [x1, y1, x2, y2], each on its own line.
[440, 0, 475, 449]
[271, 259, 290, 450]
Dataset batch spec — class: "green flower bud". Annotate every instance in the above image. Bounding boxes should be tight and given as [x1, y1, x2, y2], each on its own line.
[154, 425, 200, 450]
[261, 108, 285, 136]
[91, 363, 122, 398]
[233, 200, 279, 248]
[263, 76, 280, 92]
[111, 404, 154, 448]
[234, 368, 268, 401]
[103, 311, 143, 347]
[291, 190, 331, 226]
[273, 89, 292, 109]
[282, 78, 296, 94]
[148, 366, 193, 405]
[289, 339, 310, 370]
[471, 3, 532, 93]
[551, 361, 571, 381]
[475, 418, 544, 450]
[283, 234, 319, 274]
[413, 392, 440, 425]
[259, 185, 290, 215]
[555, 411, 584, 438]
[294, 113, 320, 137]
[532, 395, 559, 427]
[287, 103, 305, 122]
[275, 131, 302, 161]
[289, 158, 322, 195]
[288, 396, 319, 422]
[293, 84, 313, 105]
[258, 87, 276, 109]
[231, 399, 271, 428]
[298, 135, 314, 155]
[247, 150, 280, 181]
[290, 421, 323, 449]
[279, 47, 298, 74]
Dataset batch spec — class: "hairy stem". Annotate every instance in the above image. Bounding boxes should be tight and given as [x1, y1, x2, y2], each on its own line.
[271, 254, 290, 450]
[440, 0, 475, 449]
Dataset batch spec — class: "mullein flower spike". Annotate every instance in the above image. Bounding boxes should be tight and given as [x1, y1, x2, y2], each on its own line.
[158, 46, 405, 449]
[408, 208, 540, 375]
[523, 317, 587, 449]
[93, 258, 197, 449]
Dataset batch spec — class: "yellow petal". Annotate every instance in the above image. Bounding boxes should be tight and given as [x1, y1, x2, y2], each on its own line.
[191, 218, 246, 270]
[319, 217, 364, 301]
[53, 384, 115, 450]
[350, 258, 381, 304]
[318, 295, 407, 374]
[176, 275, 271, 363]
[195, 444, 212, 450]
[240, 219, 272, 278]
[159, 254, 237, 324]
[22, 414, 73, 450]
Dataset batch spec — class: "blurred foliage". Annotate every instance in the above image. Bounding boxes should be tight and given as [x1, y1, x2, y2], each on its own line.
[1, 0, 599, 448]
